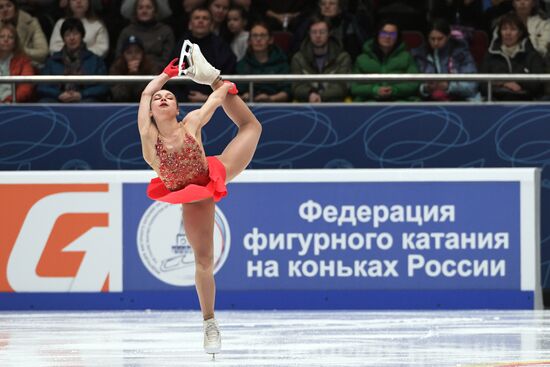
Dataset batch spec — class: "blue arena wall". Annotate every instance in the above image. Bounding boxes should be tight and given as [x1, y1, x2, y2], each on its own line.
[0, 103, 549, 306]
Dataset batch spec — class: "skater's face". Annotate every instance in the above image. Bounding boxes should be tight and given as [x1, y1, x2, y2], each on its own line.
[189, 9, 212, 37]
[150, 90, 178, 118]
[136, 0, 156, 22]
[0, 0, 16, 22]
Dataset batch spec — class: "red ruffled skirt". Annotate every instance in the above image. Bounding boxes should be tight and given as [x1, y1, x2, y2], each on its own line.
[147, 156, 227, 204]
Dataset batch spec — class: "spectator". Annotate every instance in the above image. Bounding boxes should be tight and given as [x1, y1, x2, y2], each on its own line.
[49, 0, 109, 58]
[38, 18, 109, 102]
[292, 0, 369, 60]
[291, 16, 351, 102]
[0, 0, 48, 66]
[0, 23, 34, 102]
[412, 18, 479, 101]
[115, 0, 175, 71]
[227, 5, 249, 62]
[236, 21, 290, 102]
[480, 12, 545, 100]
[512, 0, 550, 57]
[351, 20, 419, 102]
[171, 6, 235, 102]
[208, 0, 230, 39]
[110, 35, 159, 102]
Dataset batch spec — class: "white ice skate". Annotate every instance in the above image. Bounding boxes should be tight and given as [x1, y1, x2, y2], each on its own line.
[179, 40, 221, 85]
[203, 318, 221, 357]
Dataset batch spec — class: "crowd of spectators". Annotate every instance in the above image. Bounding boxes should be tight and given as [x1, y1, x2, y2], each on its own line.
[1, 0, 550, 103]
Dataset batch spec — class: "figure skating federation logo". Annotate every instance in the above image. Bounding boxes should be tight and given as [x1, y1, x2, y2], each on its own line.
[136, 202, 230, 286]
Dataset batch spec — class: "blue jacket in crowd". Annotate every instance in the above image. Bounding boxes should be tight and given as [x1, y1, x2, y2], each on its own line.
[37, 47, 109, 101]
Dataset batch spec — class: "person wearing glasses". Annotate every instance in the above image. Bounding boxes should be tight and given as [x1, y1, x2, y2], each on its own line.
[351, 19, 419, 102]
[236, 21, 290, 102]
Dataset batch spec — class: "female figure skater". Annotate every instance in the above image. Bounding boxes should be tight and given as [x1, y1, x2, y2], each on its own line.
[138, 42, 262, 356]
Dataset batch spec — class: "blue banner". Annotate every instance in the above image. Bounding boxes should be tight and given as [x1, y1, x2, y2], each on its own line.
[0, 169, 536, 309]
[124, 181, 520, 292]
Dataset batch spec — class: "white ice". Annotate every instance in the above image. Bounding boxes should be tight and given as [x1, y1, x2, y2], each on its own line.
[1, 310, 550, 366]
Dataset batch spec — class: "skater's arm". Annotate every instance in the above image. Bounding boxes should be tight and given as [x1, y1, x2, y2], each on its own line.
[138, 58, 179, 136]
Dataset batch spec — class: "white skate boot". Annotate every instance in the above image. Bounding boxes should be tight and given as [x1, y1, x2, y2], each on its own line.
[179, 40, 221, 85]
[203, 317, 221, 357]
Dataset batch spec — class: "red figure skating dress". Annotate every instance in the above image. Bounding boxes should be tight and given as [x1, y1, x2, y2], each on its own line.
[146, 132, 227, 203]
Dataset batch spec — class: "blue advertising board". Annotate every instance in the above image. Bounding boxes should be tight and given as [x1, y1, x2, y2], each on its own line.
[0, 168, 540, 310]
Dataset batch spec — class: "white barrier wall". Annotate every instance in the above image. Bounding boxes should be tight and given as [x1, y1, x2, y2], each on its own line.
[0, 168, 541, 310]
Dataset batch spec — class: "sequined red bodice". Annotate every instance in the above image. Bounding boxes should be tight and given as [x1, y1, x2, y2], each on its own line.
[155, 132, 210, 191]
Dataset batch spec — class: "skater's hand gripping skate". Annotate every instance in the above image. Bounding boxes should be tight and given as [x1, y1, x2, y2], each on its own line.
[179, 40, 221, 85]
[163, 58, 181, 78]
[223, 80, 238, 95]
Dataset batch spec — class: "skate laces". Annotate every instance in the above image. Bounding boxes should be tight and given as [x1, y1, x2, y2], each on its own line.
[205, 320, 220, 342]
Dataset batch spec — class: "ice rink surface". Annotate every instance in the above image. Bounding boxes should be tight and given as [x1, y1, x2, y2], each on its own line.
[1, 310, 550, 367]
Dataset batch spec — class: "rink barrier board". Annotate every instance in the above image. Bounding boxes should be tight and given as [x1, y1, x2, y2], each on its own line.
[0, 168, 541, 310]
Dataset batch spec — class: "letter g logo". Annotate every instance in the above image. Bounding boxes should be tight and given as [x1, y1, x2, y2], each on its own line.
[0, 184, 122, 292]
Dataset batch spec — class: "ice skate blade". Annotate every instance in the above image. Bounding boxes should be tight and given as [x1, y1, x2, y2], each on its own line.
[178, 40, 193, 76]
[205, 346, 221, 354]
